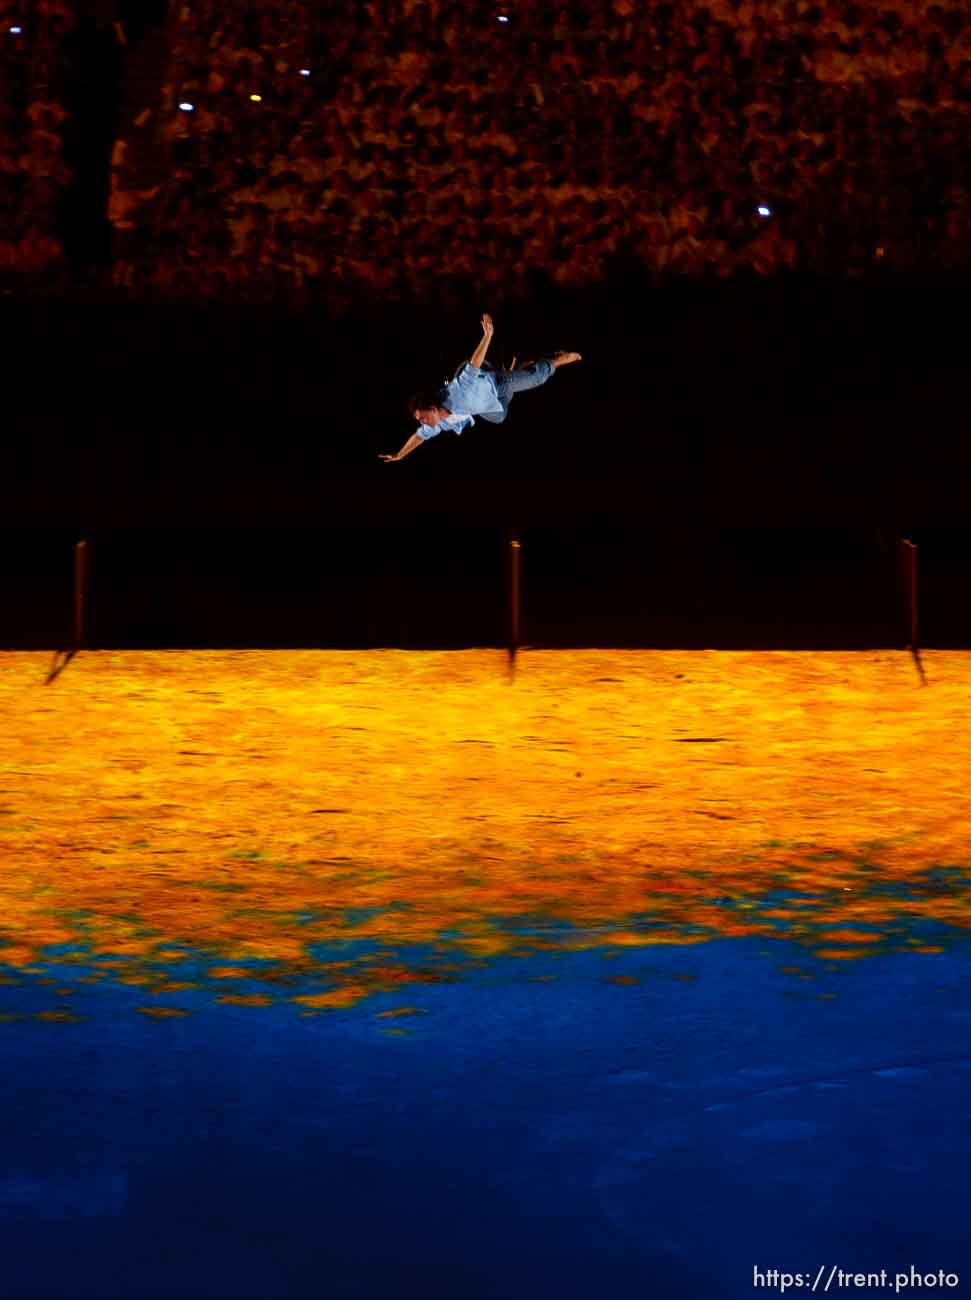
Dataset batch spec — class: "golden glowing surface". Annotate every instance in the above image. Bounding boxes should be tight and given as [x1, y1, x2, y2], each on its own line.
[1, 651, 969, 1013]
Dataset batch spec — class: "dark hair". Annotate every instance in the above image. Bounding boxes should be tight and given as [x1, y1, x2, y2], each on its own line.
[407, 389, 445, 418]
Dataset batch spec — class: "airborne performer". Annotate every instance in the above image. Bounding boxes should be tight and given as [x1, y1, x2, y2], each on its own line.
[379, 313, 582, 462]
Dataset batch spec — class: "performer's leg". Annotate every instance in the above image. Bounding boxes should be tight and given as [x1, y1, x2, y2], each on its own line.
[487, 360, 555, 419]
[497, 359, 557, 397]
[487, 353, 581, 420]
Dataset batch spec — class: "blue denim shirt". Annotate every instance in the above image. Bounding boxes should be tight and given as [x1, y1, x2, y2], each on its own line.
[416, 362, 505, 440]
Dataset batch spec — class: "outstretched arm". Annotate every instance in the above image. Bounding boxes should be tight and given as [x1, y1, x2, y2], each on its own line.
[379, 431, 424, 462]
[470, 313, 494, 369]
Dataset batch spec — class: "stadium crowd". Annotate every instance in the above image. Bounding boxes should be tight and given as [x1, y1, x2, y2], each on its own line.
[4, 0, 970, 300]
[0, 0, 76, 283]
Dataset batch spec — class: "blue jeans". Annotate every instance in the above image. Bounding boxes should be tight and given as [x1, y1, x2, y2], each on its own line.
[477, 359, 556, 425]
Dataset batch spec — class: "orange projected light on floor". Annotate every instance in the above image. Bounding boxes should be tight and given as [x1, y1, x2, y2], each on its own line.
[2, 651, 969, 1012]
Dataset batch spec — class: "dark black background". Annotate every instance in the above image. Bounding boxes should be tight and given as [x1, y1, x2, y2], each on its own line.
[5, 269, 970, 648]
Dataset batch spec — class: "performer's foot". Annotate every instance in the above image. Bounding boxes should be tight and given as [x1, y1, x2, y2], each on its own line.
[552, 351, 582, 367]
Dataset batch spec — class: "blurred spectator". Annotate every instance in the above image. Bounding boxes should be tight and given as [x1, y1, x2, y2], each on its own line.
[3, 0, 968, 296]
[0, 0, 78, 283]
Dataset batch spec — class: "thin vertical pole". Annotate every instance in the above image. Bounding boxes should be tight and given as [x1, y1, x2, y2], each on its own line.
[74, 539, 88, 650]
[900, 537, 926, 685]
[508, 529, 521, 669]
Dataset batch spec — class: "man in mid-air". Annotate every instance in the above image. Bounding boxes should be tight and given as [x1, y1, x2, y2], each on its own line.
[379, 313, 582, 462]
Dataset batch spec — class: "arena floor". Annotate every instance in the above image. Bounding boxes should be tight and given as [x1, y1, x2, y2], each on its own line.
[2, 650, 969, 1298]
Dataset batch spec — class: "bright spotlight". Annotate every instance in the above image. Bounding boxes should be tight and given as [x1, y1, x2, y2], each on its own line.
[250, 93, 262, 102]
[299, 69, 311, 76]
[178, 102, 195, 112]
[9, 25, 23, 34]
[757, 205, 772, 218]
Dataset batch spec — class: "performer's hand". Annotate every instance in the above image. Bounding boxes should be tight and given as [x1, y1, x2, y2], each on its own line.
[481, 313, 493, 335]
[378, 453, 398, 462]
